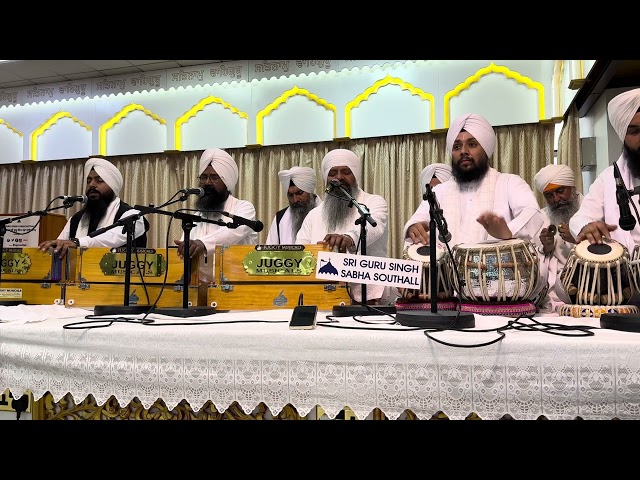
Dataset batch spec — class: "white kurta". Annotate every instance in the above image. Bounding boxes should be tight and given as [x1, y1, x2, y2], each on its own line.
[181, 195, 258, 281]
[57, 197, 147, 248]
[403, 169, 544, 246]
[569, 157, 640, 255]
[265, 197, 322, 245]
[295, 190, 388, 302]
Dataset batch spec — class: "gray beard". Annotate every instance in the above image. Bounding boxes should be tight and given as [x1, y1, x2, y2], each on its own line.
[289, 200, 315, 238]
[323, 184, 360, 232]
[548, 191, 581, 226]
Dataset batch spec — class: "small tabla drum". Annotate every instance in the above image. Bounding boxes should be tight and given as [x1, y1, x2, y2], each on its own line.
[629, 245, 640, 294]
[398, 243, 454, 301]
[450, 238, 543, 303]
[559, 239, 634, 306]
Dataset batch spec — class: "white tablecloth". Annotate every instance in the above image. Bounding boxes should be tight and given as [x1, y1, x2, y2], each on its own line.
[1, 305, 639, 420]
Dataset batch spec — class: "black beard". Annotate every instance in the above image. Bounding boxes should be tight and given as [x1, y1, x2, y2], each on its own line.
[80, 189, 115, 233]
[289, 198, 315, 238]
[451, 154, 490, 183]
[623, 143, 640, 179]
[196, 186, 230, 211]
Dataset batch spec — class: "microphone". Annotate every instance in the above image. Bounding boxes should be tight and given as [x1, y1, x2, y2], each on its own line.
[325, 179, 341, 193]
[58, 195, 88, 204]
[424, 185, 451, 243]
[613, 163, 636, 231]
[220, 212, 264, 232]
[180, 187, 205, 198]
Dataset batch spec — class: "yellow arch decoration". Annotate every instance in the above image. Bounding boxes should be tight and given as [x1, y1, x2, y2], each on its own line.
[175, 96, 248, 150]
[30, 111, 91, 161]
[345, 75, 436, 138]
[0, 119, 22, 137]
[255, 86, 336, 145]
[99, 103, 166, 156]
[443, 62, 545, 128]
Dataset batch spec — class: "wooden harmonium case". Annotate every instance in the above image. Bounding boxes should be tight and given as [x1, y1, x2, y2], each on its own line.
[207, 244, 350, 311]
[65, 246, 201, 308]
[0, 247, 67, 304]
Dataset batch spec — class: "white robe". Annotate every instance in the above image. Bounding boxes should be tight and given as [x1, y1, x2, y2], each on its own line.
[569, 157, 640, 255]
[181, 195, 258, 281]
[403, 168, 544, 246]
[265, 197, 322, 245]
[295, 190, 388, 303]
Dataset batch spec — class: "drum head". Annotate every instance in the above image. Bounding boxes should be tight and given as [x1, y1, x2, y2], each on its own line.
[403, 243, 446, 263]
[574, 239, 625, 262]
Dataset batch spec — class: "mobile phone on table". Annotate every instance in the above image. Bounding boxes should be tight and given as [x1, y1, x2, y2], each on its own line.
[289, 305, 319, 330]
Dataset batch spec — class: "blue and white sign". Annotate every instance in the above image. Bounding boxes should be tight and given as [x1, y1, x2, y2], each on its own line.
[315, 251, 422, 289]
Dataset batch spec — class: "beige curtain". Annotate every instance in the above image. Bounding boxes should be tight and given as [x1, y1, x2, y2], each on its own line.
[556, 104, 583, 194]
[0, 123, 554, 261]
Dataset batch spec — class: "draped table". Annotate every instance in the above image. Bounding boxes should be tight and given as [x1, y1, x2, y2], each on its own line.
[1, 305, 639, 420]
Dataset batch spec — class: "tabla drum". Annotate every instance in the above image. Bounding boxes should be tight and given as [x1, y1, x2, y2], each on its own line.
[450, 238, 543, 303]
[559, 239, 633, 306]
[629, 245, 640, 295]
[398, 243, 454, 301]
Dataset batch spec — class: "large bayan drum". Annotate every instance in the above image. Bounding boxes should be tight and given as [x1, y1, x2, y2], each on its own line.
[450, 238, 543, 303]
[560, 239, 634, 306]
[398, 243, 454, 301]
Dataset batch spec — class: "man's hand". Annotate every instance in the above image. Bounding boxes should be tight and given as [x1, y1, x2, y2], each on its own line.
[576, 221, 617, 244]
[174, 239, 206, 259]
[476, 211, 512, 239]
[557, 223, 577, 244]
[406, 221, 430, 245]
[320, 233, 354, 253]
[539, 227, 555, 255]
[38, 239, 77, 258]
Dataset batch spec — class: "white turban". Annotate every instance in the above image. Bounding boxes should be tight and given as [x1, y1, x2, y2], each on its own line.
[446, 113, 496, 158]
[84, 157, 123, 196]
[199, 148, 238, 193]
[321, 149, 361, 184]
[607, 88, 640, 142]
[534, 164, 576, 193]
[278, 166, 317, 195]
[419, 163, 452, 190]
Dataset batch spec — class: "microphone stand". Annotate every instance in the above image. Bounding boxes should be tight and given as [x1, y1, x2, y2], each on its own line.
[134, 204, 233, 318]
[396, 185, 475, 328]
[0, 204, 71, 306]
[329, 185, 396, 317]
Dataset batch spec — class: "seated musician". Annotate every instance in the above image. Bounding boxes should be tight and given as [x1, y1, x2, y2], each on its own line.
[39, 157, 149, 258]
[403, 113, 544, 249]
[294, 149, 391, 305]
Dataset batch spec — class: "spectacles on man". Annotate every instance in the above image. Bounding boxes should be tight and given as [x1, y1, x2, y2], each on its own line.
[199, 174, 222, 183]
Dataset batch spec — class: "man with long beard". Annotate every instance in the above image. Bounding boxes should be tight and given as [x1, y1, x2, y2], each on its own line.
[265, 166, 321, 245]
[295, 149, 390, 304]
[570, 88, 640, 258]
[38, 157, 149, 257]
[174, 148, 258, 280]
[533, 164, 583, 307]
[404, 113, 544, 248]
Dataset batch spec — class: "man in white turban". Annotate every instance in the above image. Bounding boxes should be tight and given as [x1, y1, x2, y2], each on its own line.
[404, 113, 544, 249]
[39, 157, 149, 257]
[570, 88, 640, 257]
[295, 148, 391, 305]
[174, 148, 258, 281]
[265, 166, 322, 244]
[419, 163, 452, 194]
[533, 164, 584, 309]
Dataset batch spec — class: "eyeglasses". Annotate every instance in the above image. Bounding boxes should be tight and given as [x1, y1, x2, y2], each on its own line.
[199, 174, 222, 183]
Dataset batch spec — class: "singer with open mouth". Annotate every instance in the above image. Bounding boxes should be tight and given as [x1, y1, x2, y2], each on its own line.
[38, 157, 149, 258]
[570, 88, 640, 258]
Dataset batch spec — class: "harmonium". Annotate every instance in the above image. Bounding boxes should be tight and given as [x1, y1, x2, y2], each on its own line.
[207, 244, 351, 311]
[0, 247, 68, 305]
[64, 246, 205, 309]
